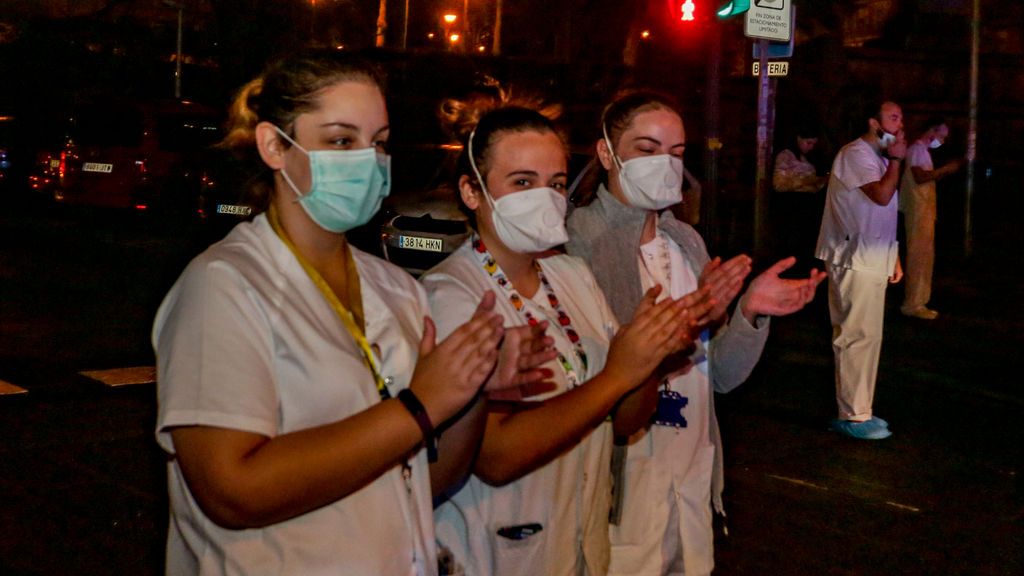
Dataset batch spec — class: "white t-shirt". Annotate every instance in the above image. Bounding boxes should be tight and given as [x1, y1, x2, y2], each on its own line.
[154, 214, 437, 576]
[423, 240, 618, 576]
[815, 137, 899, 276]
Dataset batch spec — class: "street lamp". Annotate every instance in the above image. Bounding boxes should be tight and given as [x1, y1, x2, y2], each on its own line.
[442, 13, 458, 52]
[161, 0, 184, 99]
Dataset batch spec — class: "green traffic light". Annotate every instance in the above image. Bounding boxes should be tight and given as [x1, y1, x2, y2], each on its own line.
[717, 0, 751, 18]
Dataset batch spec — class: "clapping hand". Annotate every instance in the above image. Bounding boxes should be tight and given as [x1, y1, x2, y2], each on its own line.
[485, 321, 557, 393]
[741, 257, 827, 320]
[699, 254, 752, 325]
[410, 291, 505, 425]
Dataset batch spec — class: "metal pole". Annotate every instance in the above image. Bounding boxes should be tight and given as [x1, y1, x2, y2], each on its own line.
[492, 0, 502, 55]
[964, 0, 980, 257]
[174, 6, 183, 99]
[401, 0, 409, 50]
[704, 20, 721, 248]
[753, 39, 772, 256]
[463, 0, 469, 52]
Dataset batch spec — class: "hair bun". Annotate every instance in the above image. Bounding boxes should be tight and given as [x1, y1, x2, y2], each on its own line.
[438, 78, 562, 143]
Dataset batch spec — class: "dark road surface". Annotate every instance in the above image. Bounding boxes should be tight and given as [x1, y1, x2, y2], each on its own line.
[1, 199, 1021, 575]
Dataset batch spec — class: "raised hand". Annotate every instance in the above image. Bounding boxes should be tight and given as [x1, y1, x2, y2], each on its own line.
[604, 287, 708, 391]
[485, 321, 557, 393]
[699, 254, 752, 324]
[409, 291, 505, 426]
[741, 257, 828, 319]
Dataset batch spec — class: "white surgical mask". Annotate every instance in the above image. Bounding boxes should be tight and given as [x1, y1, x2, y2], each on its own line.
[468, 130, 569, 253]
[877, 129, 897, 150]
[929, 138, 942, 149]
[274, 126, 390, 233]
[603, 125, 683, 210]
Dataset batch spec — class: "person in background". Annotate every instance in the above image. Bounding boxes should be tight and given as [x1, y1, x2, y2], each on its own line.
[152, 51, 548, 576]
[816, 100, 906, 441]
[425, 99, 714, 576]
[772, 124, 829, 266]
[899, 115, 963, 320]
[567, 89, 826, 576]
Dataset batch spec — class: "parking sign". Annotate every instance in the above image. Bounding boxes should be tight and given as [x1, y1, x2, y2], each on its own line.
[744, 0, 792, 42]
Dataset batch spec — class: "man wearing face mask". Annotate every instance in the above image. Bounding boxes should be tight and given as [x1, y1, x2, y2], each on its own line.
[816, 100, 906, 440]
[899, 116, 963, 320]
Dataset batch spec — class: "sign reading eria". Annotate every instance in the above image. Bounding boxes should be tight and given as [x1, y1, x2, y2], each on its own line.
[744, 0, 792, 42]
[751, 61, 789, 77]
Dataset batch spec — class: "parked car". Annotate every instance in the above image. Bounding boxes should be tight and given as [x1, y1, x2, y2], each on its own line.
[370, 143, 471, 276]
[28, 97, 223, 217]
[0, 113, 19, 190]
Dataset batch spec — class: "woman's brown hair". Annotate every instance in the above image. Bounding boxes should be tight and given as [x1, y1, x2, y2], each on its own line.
[219, 49, 386, 214]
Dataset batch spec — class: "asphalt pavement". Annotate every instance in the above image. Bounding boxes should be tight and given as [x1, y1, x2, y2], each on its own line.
[0, 198, 1021, 575]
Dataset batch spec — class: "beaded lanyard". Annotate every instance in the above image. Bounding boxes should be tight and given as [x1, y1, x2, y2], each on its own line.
[471, 235, 588, 387]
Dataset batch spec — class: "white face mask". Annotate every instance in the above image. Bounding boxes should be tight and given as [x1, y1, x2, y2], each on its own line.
[929, 138, 943, 149]
[877, 129, 897, 149]
[603, 127, 683, 210]
[468, 130, 569, 253]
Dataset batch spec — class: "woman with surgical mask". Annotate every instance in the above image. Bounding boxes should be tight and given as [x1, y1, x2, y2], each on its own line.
[151, 51, 554, 575]
[566, 90, 826, 576]
[424, 102, 713, 576]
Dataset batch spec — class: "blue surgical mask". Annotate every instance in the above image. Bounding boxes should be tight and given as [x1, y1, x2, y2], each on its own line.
[929, 138, 942, 149]
[274, 126, 390, 233]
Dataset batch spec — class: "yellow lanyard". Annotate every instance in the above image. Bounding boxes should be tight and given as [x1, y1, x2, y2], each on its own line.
[266, 206, 390, 399]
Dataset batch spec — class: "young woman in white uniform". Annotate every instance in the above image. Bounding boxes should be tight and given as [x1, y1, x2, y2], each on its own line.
[424, 103, 714, 576]
[152, 51, 548, 576]
[566, 90, 826, 576]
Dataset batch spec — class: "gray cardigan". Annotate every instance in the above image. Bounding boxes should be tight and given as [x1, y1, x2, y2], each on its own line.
[565, 185, 770, 512]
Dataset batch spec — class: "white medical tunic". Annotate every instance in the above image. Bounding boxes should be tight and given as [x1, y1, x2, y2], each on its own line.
[609, 229, 715, 576]
[154, 214, 437, 576]
[423, 241, 618, 576]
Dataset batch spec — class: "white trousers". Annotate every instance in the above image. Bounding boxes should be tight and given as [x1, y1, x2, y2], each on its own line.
[827, 264, 889, 421]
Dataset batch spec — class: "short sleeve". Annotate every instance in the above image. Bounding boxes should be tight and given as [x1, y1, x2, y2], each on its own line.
[421, 270, 483, 342]
[154, 258, 279, 453]
[834, 142, 885, 192]
[907, 142, 932, 170]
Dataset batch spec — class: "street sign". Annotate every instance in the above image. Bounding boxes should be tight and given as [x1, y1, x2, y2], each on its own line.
[751, 61, 789, 77]
[744, 0, 791, 42]
[752, 32, 794, 59]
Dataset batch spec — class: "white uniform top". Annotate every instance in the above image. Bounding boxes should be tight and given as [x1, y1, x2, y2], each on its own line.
[899, 140, 935, 213]
[815, 137, 900, 276]
[608, 229, 715, 576]
[154, 214, 437, 576]
[424, 240, 618, 576]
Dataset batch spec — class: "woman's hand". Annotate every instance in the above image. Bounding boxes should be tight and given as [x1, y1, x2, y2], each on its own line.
[699, 255, 752, 325]
[485, 321, 557, 392]
[604, 286, 710, 391]
[741, 257, 828, 320]
[410, 291, 505, 425]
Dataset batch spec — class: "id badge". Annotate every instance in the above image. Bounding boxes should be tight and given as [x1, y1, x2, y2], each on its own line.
[654, 389, 689, 428]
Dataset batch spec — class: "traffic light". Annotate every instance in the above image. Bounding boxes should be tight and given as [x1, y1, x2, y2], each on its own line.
[716, 0, 750, 18]
[681, 0, 696, 21]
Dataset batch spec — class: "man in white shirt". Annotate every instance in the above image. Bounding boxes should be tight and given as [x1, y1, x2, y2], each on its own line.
[899, 117, 963, 319]
[816, 101, 906, 440]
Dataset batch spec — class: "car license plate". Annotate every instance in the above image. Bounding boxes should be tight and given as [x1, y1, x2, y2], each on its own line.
[83, 162, 113, 173]
[399, 235, 443, 252]
[216, 204, 252, 216]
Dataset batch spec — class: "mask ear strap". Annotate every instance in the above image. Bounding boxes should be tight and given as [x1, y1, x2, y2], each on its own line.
[467, 129, 496, 209]
[273, 125, 309, 155]
[601, 123, 623, 170]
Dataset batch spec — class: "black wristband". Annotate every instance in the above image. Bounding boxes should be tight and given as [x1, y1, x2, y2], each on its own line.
[397, 389, 437, 462]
